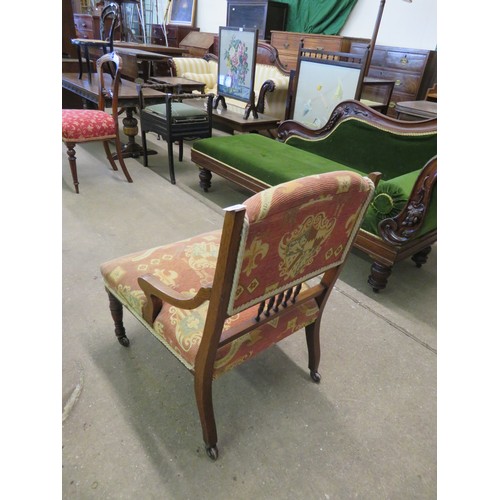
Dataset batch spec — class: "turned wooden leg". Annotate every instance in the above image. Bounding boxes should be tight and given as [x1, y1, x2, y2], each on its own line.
[411, 246, 432, 268]
[65, 142, 79, 194]
[305, 322, 321, 383]
[199, 168, 212, 192]
[368, 261, 393, 293]
[194, 368, 218, 460]
[106, 289, 130, 347]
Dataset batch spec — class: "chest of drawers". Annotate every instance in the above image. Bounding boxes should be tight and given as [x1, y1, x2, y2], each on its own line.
[73, 14, 100, 40]
[270, 31, 348, 71]
[350, 43, 437, 116]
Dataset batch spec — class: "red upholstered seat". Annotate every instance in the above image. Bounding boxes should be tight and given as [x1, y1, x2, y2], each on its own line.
[62, 52, 132, 194]
[62, 109, 116, 142]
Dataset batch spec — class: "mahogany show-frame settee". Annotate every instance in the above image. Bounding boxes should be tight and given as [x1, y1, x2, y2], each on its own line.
[190, 100, 437, 292]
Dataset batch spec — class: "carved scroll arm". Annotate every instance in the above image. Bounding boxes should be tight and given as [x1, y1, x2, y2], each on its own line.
[379, 156, 437, 244]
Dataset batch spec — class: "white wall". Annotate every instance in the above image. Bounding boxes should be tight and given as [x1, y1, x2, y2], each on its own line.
[159, 0, 437, 50]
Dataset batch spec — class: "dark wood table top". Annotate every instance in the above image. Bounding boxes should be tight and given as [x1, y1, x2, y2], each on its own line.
[149, 76, 206, 93]
[62, 72, 165, 106]
[113, 41, 187, 56]
[395, 100, 437, 119]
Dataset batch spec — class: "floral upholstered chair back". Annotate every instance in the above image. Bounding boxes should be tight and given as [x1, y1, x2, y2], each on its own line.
[228, 171, 374, 316]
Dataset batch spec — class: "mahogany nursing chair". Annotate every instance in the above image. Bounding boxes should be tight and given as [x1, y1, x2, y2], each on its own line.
[100, 170, 377, 459]
[62, 52, 133, 194]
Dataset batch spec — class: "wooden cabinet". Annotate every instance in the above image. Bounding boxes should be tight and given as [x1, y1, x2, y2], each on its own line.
[227, 1, 288, 40]
[73, 13, 100, 40]
[270, 30, 348, 71]
[350, 42, 437, 116]
[164, 24, 200, 47]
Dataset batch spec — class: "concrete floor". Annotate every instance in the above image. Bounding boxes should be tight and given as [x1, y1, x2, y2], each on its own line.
[62, 129, 436, 499]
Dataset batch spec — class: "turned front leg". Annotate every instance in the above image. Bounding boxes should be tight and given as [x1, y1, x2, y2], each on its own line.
[106, 289, 130, 347]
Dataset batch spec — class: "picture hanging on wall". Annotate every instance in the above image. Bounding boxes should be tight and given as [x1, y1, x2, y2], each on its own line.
[167, 0, 196, 26]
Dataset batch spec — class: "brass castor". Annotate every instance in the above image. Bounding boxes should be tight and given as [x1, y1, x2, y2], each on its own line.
[310, 371, 321, 383]
[206, 445, 219, 461]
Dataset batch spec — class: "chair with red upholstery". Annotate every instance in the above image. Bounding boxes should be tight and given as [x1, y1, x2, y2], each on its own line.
[100, 170, 378, 459]
[62, 52, 133, 194]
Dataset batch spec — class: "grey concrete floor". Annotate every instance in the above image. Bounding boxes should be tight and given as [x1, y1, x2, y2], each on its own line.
[62, 129, 436, 499]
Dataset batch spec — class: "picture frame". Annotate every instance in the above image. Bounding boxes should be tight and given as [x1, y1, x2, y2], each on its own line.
[216, 26, 258, 107]
[167, 0, 196, 26]
[290, 49, 367, 129]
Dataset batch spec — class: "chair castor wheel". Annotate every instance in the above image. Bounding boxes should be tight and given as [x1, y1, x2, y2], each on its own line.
[206, 445, 219, 461]
[310, 370, 321, 383]
[117, 335, 130, 347]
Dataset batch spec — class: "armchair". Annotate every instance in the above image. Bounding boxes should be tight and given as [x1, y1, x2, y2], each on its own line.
[100, 170, 376, 459]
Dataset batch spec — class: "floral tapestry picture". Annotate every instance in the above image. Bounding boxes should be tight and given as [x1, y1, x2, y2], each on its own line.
[217, 27, 258, 103]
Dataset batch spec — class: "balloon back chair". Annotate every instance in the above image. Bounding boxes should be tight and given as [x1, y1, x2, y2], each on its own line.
[71, 2, 120, 81]
[62, 52, 133, 194]
[100, 170, 378, 459]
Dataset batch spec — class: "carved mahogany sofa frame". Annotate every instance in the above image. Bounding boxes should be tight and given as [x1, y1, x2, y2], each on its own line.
[190, 100, 437, 292]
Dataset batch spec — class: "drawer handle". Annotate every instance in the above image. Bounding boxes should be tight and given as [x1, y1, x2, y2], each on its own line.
[82, 22, 87, 27]
[400, 56, 408, 65]
[283, 42, 289, 49]
[389, 101, 396, 108]
[316, 46, 324, 51]
[395, 79, 401, 86]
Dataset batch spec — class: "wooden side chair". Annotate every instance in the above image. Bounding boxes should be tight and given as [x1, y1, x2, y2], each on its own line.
[71, 3, 119, 82]
[62, 52, 133, 194]
[100, 170, 377, 459]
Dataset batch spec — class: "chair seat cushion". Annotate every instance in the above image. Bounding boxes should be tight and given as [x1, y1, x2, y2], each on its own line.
[145, 102, 208, 123]
[62, 109, 116, 142]
[101, 229, 319, 377]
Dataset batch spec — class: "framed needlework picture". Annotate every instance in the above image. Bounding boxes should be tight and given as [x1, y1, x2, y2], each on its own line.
[217, 26, 258, 106]
[167, 0, 196, 26]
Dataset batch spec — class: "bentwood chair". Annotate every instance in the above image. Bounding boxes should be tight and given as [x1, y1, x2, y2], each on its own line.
[100, 170, 377, 459]
[62, 52, 133, 194]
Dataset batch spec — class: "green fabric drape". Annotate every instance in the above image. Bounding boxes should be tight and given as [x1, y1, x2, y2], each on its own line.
[278, 0, 359, 35]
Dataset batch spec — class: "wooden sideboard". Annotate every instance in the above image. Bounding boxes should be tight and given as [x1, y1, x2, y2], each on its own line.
[270, 30, 351, 71]
[350, 42, 437, 116]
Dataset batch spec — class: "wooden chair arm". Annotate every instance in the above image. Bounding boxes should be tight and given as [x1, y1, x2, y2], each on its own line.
[138, 274, 212, 325]
[378, 157, 437, 244]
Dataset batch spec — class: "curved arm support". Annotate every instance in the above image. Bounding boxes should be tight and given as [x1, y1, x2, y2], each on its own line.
[379, 156, 437, 244]
[256, 79, 276, 113]
[138, 274, 212, 325]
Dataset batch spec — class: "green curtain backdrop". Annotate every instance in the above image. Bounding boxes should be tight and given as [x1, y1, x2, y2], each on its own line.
[278, 0, 359, 34]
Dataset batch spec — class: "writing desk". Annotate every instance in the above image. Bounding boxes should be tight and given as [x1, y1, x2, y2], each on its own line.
[62, 72, 166, 158]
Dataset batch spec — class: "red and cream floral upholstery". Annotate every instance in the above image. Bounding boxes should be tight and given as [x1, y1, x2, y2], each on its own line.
[100, 170, 375, 459]
[62, 109, 117, 143]
[101, 227, 320, 377]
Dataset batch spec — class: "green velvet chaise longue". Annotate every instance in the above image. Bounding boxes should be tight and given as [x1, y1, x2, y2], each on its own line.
[191, 100, 437, 292]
